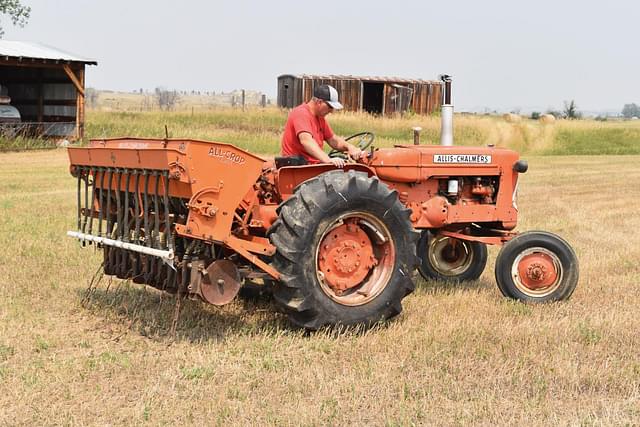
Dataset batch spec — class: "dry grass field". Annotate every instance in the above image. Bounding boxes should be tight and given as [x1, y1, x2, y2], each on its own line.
[1, 122, 640, 424]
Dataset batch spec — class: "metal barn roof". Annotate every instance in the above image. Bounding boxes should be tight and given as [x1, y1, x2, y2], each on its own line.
[0, 40, 97, 65]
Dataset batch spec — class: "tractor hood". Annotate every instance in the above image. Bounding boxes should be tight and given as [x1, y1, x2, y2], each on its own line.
[368, 144, 521, 183]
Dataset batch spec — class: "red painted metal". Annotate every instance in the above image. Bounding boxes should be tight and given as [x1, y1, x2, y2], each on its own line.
[517, 252, 559, 290]
[318, 218, 376, 294]
[440, 230, 516, 246]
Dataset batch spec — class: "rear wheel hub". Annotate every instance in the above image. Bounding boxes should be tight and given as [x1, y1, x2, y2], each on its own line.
[318, 218, 376, 293]
[315, 213, 395, 306]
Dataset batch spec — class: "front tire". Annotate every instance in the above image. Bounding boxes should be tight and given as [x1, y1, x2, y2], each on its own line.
[495, 231, 578, 302]
[268, 170, 419, 330]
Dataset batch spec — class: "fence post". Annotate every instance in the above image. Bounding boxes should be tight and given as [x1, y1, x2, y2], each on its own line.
[412, 126, 422, 145]
[242, 89, 246, 112]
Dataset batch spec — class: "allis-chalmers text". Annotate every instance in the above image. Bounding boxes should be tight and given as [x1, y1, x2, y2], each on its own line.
[433, 154, 492, 164]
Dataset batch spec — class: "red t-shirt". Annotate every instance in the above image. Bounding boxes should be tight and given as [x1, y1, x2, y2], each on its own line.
[281, 103, 334, 164]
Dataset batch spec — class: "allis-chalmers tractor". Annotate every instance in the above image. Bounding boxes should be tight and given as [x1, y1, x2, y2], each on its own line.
[67, 78, 578, 329]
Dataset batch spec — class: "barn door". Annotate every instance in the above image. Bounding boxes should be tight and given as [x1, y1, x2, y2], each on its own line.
[386, 84, 414, 114]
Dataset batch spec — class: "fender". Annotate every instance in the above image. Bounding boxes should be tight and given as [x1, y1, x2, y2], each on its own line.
[275, 163, 376, 200]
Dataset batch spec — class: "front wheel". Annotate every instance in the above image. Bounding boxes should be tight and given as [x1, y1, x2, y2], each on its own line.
[417, 231, 488, 282]
[495, 231, 579, 302]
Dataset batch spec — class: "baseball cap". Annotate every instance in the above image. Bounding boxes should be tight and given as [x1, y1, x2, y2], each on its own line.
[313, 84, 343, 110]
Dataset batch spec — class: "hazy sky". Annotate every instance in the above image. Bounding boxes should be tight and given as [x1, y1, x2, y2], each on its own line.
[4, 0, 638, 112]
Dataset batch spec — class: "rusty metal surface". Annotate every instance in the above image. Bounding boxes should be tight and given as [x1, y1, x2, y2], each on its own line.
[200, 259, 241, 305]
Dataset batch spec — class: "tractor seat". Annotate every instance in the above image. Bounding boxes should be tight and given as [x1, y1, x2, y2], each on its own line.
[274, 155, 307, 169]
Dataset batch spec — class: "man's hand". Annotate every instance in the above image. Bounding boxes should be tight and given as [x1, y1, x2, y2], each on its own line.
[347, 145, 367, 161]
[329, 157, 346, 168]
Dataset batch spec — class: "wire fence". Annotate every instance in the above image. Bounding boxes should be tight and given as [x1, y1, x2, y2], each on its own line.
[0, 121, 76, 139]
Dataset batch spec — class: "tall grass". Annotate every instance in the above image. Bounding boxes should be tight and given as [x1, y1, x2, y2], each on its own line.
[84, 109, 640, 156]
[0, 136, 54, 152]
[2, 105, 639, 155]
[547, 120, 640, 155]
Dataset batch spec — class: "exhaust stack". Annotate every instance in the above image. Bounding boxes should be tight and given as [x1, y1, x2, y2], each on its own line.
[439, 74, 453, 146]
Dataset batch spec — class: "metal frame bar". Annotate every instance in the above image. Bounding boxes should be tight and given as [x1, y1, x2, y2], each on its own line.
[67, 231, 174, 267]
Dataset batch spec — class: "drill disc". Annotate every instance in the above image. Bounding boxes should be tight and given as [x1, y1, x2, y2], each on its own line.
[200, 259, 241, 306]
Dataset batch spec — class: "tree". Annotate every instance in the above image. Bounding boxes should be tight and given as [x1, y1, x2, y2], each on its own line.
[563, 100, 581, 119]
[85, 87, 99, 109]
[621, 103, 640, 119]
[0, 0, 31, 37]
[546, 110, 562, 119]
[154, 87, 180, 110]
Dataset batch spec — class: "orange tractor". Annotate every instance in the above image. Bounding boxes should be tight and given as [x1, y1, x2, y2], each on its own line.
[67, 78, 578, 329]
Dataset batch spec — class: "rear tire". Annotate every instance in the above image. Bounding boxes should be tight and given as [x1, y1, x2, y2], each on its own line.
[268, 170, 419, 330]
[417, 231, 487, 282]
[238, 278, 274, 301]
[495, 231, 578, 302]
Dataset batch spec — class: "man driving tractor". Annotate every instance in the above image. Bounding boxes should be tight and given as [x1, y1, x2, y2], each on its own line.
[281, 84, 367, 168]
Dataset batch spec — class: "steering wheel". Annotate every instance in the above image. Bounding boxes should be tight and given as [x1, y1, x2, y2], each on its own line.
[328, 132, 375, 158]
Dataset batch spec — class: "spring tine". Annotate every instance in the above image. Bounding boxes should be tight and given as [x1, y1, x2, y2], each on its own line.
[163, 171, 173, 251]
[153, 171, 161, 249]
[157, 172, 173, 289]
[143, 170, 151, 282]
[106, 168, 113, 236]
[115, 169, 123, 239]
[81, 166, 90, 235]
[104, 168, 114, 274]
[156, 261, 169, 291]
[133, 170, 141, 244]
[132, 251, 141, 281]
[76, 166, 82, 231]
[131, 170, 141, 279]
[121, 169, 132, 277]
[150, 171, 161, 285]
[97, 167, 105, 237]
[143, 170, 150, 246]
[114, 169, 123, 272]
[166, 264, 175, 292]
[87, 167, 97, 237]
[158, 172, 172, 289]
[123, 169, 131, 242]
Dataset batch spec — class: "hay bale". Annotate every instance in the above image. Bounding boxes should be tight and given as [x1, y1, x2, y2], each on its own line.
[539, 114, 556, 124]
[503, 113, 521, 123]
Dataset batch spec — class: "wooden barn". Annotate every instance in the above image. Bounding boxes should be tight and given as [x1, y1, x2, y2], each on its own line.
[277, 74, 442, 115]
[0, 40, 97, 140]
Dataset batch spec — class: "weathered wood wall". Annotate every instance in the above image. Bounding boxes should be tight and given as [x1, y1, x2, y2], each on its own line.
[278, 74, 442, 115]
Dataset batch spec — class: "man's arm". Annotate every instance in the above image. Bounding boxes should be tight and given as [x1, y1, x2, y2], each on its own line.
[326, 135, 365, 160]
[299, 132, 347, 167]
